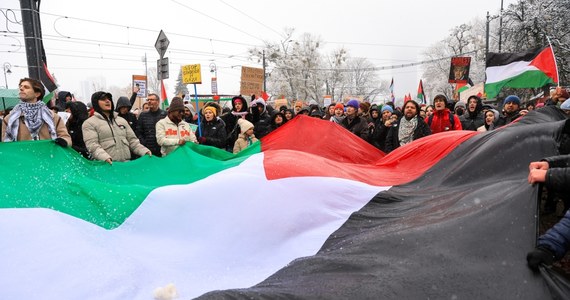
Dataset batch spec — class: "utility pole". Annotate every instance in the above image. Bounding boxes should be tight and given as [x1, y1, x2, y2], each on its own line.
[19, 0, 42, 79]
[498, 0, 504, 52]
[262, 50, 266, 92]
[486, 12, 490, 60]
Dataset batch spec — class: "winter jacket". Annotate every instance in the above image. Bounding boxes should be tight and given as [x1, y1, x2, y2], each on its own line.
[459, 111, 485, 131]
[385, 116, 431, 153]
[2, 110, 72, 145]
[543, 154, 570, 193]
[136, 109, 167, 157]
[536, 154, 570, 259]
[198, 117, 227, 149]
[83, 112, 149, 162]
[340, 115, 369, 140]
[66, 101, 89, 158]
[369, 121, 390, 152]
[494, 111, 522, 128]
[538, 209, 570, 260]
[221, 102, 253, 150]
[155, 116, 197, 156]
[116, 96, 138, 133]
[253, 112, 272, 139]
[55, 91, 72, 111]
[233, 133, 259, 154]
[426, 109, 462, 134]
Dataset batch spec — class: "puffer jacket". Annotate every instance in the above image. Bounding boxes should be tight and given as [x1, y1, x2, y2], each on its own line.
[156, 116, 197, 156]
[136, 109, 167, 157]
[82, 112, 149, 162]
[198, 117, 227, 149]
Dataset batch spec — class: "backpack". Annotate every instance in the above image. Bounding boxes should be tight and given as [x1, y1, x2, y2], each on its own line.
[428, 111, 455, 128]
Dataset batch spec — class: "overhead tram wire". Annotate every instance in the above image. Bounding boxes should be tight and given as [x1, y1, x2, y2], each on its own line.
[217, 0, 286, 40]
[35, 10, 262, 48]
[168, 0, 266, 43]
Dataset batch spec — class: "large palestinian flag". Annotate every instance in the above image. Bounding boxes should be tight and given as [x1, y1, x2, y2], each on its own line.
[1, 113, 569, 299]
[485, 46, 558, 99]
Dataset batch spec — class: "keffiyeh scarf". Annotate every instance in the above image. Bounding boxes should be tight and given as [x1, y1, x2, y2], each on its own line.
[398, 116, 417, 146]
[4, 101, 57, 142]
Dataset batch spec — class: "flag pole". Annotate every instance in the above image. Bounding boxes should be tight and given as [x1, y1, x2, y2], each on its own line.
[545, 35, 560, 87]
[194, 83, 202, 137]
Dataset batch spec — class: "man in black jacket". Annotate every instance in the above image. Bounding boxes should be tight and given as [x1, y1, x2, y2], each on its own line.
[136, 93, 166, 157]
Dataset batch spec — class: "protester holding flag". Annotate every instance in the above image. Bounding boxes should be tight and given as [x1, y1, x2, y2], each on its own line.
[2, 78, 71, 146]
[65, 101, 89, 158]
[233, 118, 258, 154]
[197, 106, 227, 149]
[250, 98, 272, 139]
[385, 100, 431, 153]
[369, 105, 393, 152]
[527, 150, 570, 271]
[221, 96, 252, 152]
[135, 93, 166, 157]
[155, 97, 197, 157]
[82, 91, 151, 164]
[426, 94, 462, 134]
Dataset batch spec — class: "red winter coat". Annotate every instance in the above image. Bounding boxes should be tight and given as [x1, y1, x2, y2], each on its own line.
[426, 109, 462, 134]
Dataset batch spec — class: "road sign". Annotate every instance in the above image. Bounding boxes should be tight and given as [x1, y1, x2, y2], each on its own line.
[154, 30, 170, 58]
[211, 77, 218, 94]
[157, 57, 169, 80]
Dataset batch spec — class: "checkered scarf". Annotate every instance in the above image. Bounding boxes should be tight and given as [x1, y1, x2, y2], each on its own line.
[4, 101, 57, 142]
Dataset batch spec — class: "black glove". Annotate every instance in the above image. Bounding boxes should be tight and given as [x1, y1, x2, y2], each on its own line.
[54, 137, 68, 147]
[526, 246, 555, 271]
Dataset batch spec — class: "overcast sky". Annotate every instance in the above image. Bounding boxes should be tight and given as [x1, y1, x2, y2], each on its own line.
[1, 0, 516, 101]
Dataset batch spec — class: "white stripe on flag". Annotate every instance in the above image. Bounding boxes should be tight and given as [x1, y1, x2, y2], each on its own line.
[0, 153, 389, 299]
[485, 61, 539, 84]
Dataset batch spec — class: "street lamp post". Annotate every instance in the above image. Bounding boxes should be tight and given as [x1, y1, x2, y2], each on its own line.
[3, 62, 12, 89]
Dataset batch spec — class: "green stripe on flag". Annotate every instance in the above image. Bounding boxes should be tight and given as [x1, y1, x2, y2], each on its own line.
[0, 140, 260, 229]
[484, 70, 553, 99]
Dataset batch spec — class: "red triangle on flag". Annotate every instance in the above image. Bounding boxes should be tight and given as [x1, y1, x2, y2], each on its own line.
[530, 46, 559, 84]
[261, 91, 270, 101]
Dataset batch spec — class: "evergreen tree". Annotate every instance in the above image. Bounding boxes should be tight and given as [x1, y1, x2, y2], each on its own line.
[173, 69, 189, 97]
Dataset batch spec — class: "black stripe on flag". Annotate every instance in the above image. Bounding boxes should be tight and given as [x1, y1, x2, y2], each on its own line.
[198, 108, 570, 299]
[486, 47, 547, 68]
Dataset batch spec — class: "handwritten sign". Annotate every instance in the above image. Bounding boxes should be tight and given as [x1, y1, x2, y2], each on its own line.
[182, 64, 202, 84]
[240, 66, 264, 96]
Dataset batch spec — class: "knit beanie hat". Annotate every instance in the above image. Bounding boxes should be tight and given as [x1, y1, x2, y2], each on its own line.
[237, 118, 254, 134]
[381, 105, 393, 113]
[346, 99, 359, 109]
[359, 102, 371, 113]
[204, 106, 217, 117]
[503, 95, 521, 106]
[168, 97, 185, 112]
[454, 101, 466, 110]
[334, 103, 344, 111]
